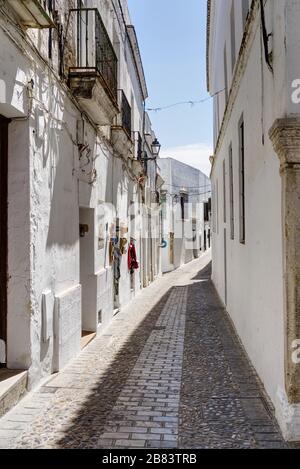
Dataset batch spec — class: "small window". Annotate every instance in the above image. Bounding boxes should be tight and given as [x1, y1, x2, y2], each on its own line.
[47, 0, 53, 59]
[223, 159, 226, 223]
[239, 117, 245, 244]
[204, 202, 209, 222]
[216, 180, 219, 235]
[137, 132, 143, 160]
[229, 144, 234, 240]
[161, 192, 167, 220]
[212, 184, 216, 234]
[180, 192, 189, 221]
[98, 309, 102, 325]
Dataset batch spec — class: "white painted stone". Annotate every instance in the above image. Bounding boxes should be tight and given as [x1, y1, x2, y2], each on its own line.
[53, 285, 82, 372]
[41, 290, 54, 343]
[159, 158, 211, 274]
[207, 0, 300, 439]
[276, 388, 300, 441]
[0, 28, 28, 118]
[0, 0, 161, 391]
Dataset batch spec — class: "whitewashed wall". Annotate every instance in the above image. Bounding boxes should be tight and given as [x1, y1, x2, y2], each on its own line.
[160, 158, 211, 273]
[0, 0, 158, 389]
[208, 0, 300, 438]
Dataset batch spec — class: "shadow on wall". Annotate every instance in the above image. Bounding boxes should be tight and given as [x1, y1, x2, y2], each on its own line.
[0, 30, 29, 118]
[45, 89, 78, 248]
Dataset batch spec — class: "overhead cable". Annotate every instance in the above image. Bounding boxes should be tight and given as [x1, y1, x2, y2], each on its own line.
[147, 88, 225, 113]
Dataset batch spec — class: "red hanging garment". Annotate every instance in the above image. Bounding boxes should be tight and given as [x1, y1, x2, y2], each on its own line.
[128, 241, 139, 271]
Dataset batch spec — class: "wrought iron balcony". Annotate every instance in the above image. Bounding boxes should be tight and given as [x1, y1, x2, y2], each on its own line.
[118, 90, 132, 139]
[69, 8, 119, 125]
[137, 132, 143, 161]
[7, 0, 54, 28]
[131, 132, 146, 177]
[135, 132, 148, 174]
[111, 90, 133, 158]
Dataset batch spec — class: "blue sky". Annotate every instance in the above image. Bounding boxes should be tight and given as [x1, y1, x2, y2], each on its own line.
[127, 0, 213, 175]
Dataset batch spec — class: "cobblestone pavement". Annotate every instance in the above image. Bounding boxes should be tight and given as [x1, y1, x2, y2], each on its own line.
[179, 262, 286, 449]
[0, 251, 293, 449]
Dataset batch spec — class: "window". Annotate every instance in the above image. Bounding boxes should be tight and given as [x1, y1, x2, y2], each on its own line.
[216, 179, 219, 234]
[204, 202, 210, 222]
[161, 192, 167, 220]
[137, 132, 143, 160]
[238, 117, 245, 244]
[229, 144, 234, 240]
[98, 309, 102, 325]
[77, 1, 86, 68]
[242, 0, 249, 30]
[48, 0, 53, 59]
[223, 159, 226, 223]
[212, 183, 216, 233]
[180, 192, 189, 221]
[224, 44, 228, 103]
[230, 2, 236, 72]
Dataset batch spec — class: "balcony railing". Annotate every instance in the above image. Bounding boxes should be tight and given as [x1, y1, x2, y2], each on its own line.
[135, 132, 148, 173]
[137, 132, 143, 160]
[70, 8, 118, 104]
[111, 90, 133, 156]
[118, 90, 132, 139]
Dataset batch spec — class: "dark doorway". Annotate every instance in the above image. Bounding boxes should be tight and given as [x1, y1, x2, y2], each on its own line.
[0, 116, 9, 366]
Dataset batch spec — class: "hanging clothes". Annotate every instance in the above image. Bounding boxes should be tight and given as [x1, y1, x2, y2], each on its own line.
[113, 246, 122, 281]
[120, 237, 128, 255]
[128, 240, 139, 273]
[109, 240, 114, 265]
[113, 244, 122, 298]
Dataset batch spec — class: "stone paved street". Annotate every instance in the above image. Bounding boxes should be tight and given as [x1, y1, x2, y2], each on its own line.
[0, 252, 291, 449]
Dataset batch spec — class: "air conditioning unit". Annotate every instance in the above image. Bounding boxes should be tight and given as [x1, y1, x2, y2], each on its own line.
[7, 0, 54, 28]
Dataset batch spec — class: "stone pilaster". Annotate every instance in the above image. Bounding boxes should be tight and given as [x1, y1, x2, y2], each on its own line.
[269, 117, 300, 403]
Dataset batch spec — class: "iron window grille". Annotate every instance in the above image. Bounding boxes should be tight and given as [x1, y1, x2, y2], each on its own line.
[239, 117, 245, 244]
[137, 132, 143, 160]
[70, 8, 118, 104]
[180, 192, 189, 221]
[118, 90, 132, 139]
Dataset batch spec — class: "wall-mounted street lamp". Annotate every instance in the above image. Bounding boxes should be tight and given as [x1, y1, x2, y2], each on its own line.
[140, 138, 161, 161]
[151, 138, 161, 157]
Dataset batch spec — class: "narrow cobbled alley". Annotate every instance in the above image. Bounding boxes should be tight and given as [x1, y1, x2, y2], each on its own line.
[0, 252, 289, 449]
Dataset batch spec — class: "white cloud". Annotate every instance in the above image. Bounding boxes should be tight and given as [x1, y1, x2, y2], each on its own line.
[160, 143, 212, 177]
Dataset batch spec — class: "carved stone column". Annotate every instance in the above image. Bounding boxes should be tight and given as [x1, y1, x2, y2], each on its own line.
[269, 117, 300, 403]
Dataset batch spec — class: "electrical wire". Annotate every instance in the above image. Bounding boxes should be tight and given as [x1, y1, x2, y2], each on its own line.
[147, 88, 225, 113]
[162, 183, 211, 189]
[164, 190, 211, 198]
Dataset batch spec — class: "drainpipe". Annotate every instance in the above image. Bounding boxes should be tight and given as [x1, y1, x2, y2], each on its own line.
[260, 0, 273, 73]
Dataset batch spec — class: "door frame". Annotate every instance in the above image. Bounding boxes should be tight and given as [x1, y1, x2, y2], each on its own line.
[0, 115, 9, 365]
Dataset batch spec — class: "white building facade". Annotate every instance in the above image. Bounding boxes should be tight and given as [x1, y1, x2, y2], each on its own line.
[159, 158, 211, 274]
[0, 0, 162, 392]
[207, 0, 300, 440]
